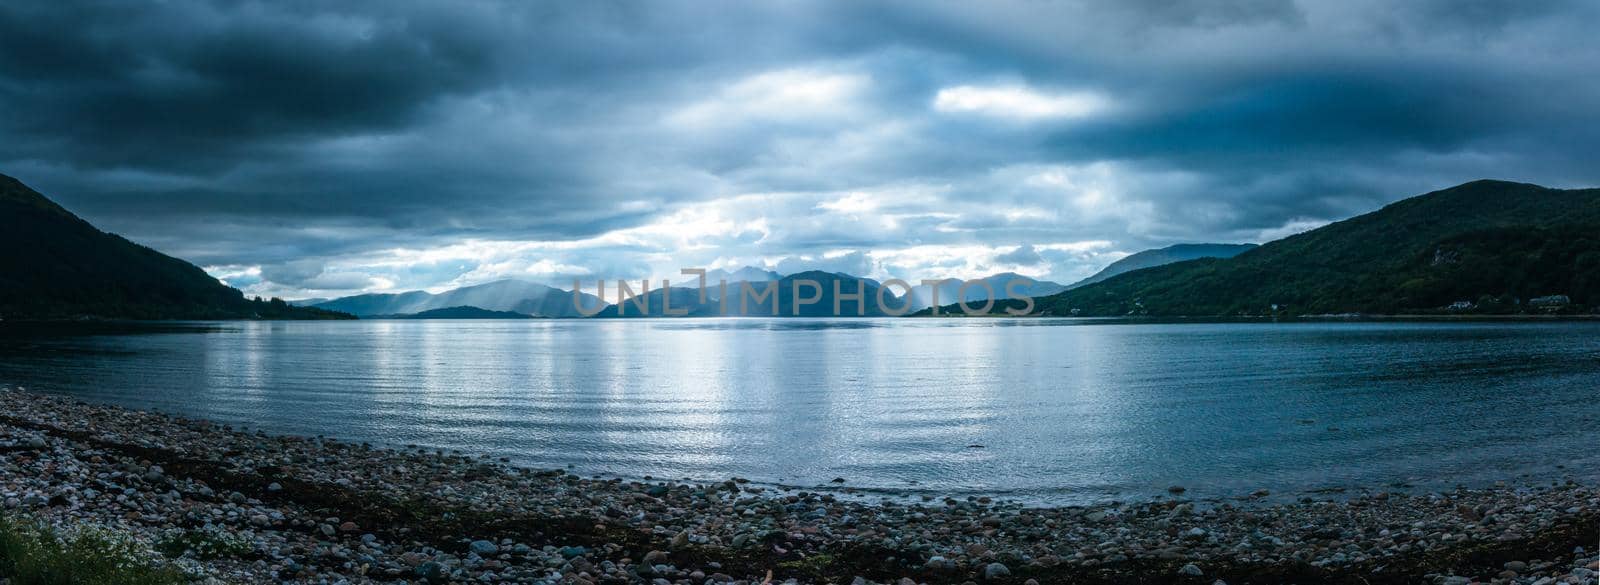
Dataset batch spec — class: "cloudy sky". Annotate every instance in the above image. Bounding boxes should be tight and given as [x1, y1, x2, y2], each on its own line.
[3, 0, 1598, 298]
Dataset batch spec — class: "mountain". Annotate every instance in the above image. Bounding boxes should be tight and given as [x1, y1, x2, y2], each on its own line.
[0, 173, 351, 320]
[596, 271, 908, 317]
[310, 290, 435, 316]
[907, 273, 1067, 310]
[592, 285, 719, 317]
[1032, 180, 1600, 316]
[1066, 243, 1257, 289]
[311, 279, 606, 318]
[377, 306, 535, 319]
[704, 266, 781, 285]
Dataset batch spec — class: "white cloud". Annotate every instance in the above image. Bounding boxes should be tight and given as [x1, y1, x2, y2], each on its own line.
[205, 265, 261, 288]
[1255, 218, 1331, 242]
[933, 84, 1110, 120]
[526, 259, 591, 275]
[669, 68, 870, 128]
[815, 192, 880, 214]
[1036, 240, 1116, 253]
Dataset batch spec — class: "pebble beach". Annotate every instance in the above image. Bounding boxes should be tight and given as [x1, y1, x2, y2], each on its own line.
[1, 385, 1596, 585]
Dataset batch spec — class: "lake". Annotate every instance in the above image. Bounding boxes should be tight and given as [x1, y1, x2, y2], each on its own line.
[1, 318, 1597, 504]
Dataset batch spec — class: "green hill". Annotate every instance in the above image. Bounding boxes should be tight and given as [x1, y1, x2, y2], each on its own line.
[1066, 243, 1257, 289]
[1030, 180, 1600, 316]
[0, 173, 352, 320]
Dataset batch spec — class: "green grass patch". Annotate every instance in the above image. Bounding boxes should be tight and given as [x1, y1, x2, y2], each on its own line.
[156, 527, 254, 560]
[0, 514, 186, 585]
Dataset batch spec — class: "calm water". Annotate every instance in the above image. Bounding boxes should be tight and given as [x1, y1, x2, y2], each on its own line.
[2, 319, 1598, 504]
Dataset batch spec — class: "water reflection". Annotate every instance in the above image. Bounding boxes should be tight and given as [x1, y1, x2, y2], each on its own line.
[1, 319, 1598, 503]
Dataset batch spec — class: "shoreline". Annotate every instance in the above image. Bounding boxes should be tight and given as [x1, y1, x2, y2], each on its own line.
[1, 387, 1597, 584]
[5, 313, 1600, 324]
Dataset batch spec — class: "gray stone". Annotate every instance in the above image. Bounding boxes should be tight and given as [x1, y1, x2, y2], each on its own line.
[984, 562, 1011, 580]
[415, 561, 446, 581]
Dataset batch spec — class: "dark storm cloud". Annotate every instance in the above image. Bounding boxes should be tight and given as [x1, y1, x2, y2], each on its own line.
[0, 0, 1597, 294]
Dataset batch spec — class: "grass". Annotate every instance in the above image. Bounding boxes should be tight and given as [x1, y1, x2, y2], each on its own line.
[155, 527, 254, 560]
[0, 514, 187, 585]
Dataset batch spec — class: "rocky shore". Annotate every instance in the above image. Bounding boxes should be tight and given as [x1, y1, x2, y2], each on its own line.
[1, 386, 1596, 585]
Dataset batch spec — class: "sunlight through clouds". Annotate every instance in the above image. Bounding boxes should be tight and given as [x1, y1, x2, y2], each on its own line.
[17, 0, 1584, 300]
[932, 84, 1110, 120]
[669, 68, 871, 128]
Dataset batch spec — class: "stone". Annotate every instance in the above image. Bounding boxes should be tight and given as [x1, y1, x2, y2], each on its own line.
[469, 540, 499, 555]
[984, 562, 1011, 580]
[1178, 564, 1203, 577]
[415, 561, 446, 581]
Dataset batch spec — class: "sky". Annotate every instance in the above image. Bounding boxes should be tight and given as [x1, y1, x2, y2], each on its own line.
[2, 0, 1598, 299]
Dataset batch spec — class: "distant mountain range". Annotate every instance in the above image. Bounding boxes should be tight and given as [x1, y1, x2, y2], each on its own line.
[308, 269, 1090, 318]
[904, 272, 1069, 311]
[373, 306, 536, 319]
[1029, 180, 1600, 316]
[596, 270, 914, 317]
[302, 252, 1254, 318]
[705, 266, 781, 284]
[16, 171, 1576, 321]
[0, 173, 350, 320]
[309, 280, 604, 318]
[1066, 243, 1257, 289]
